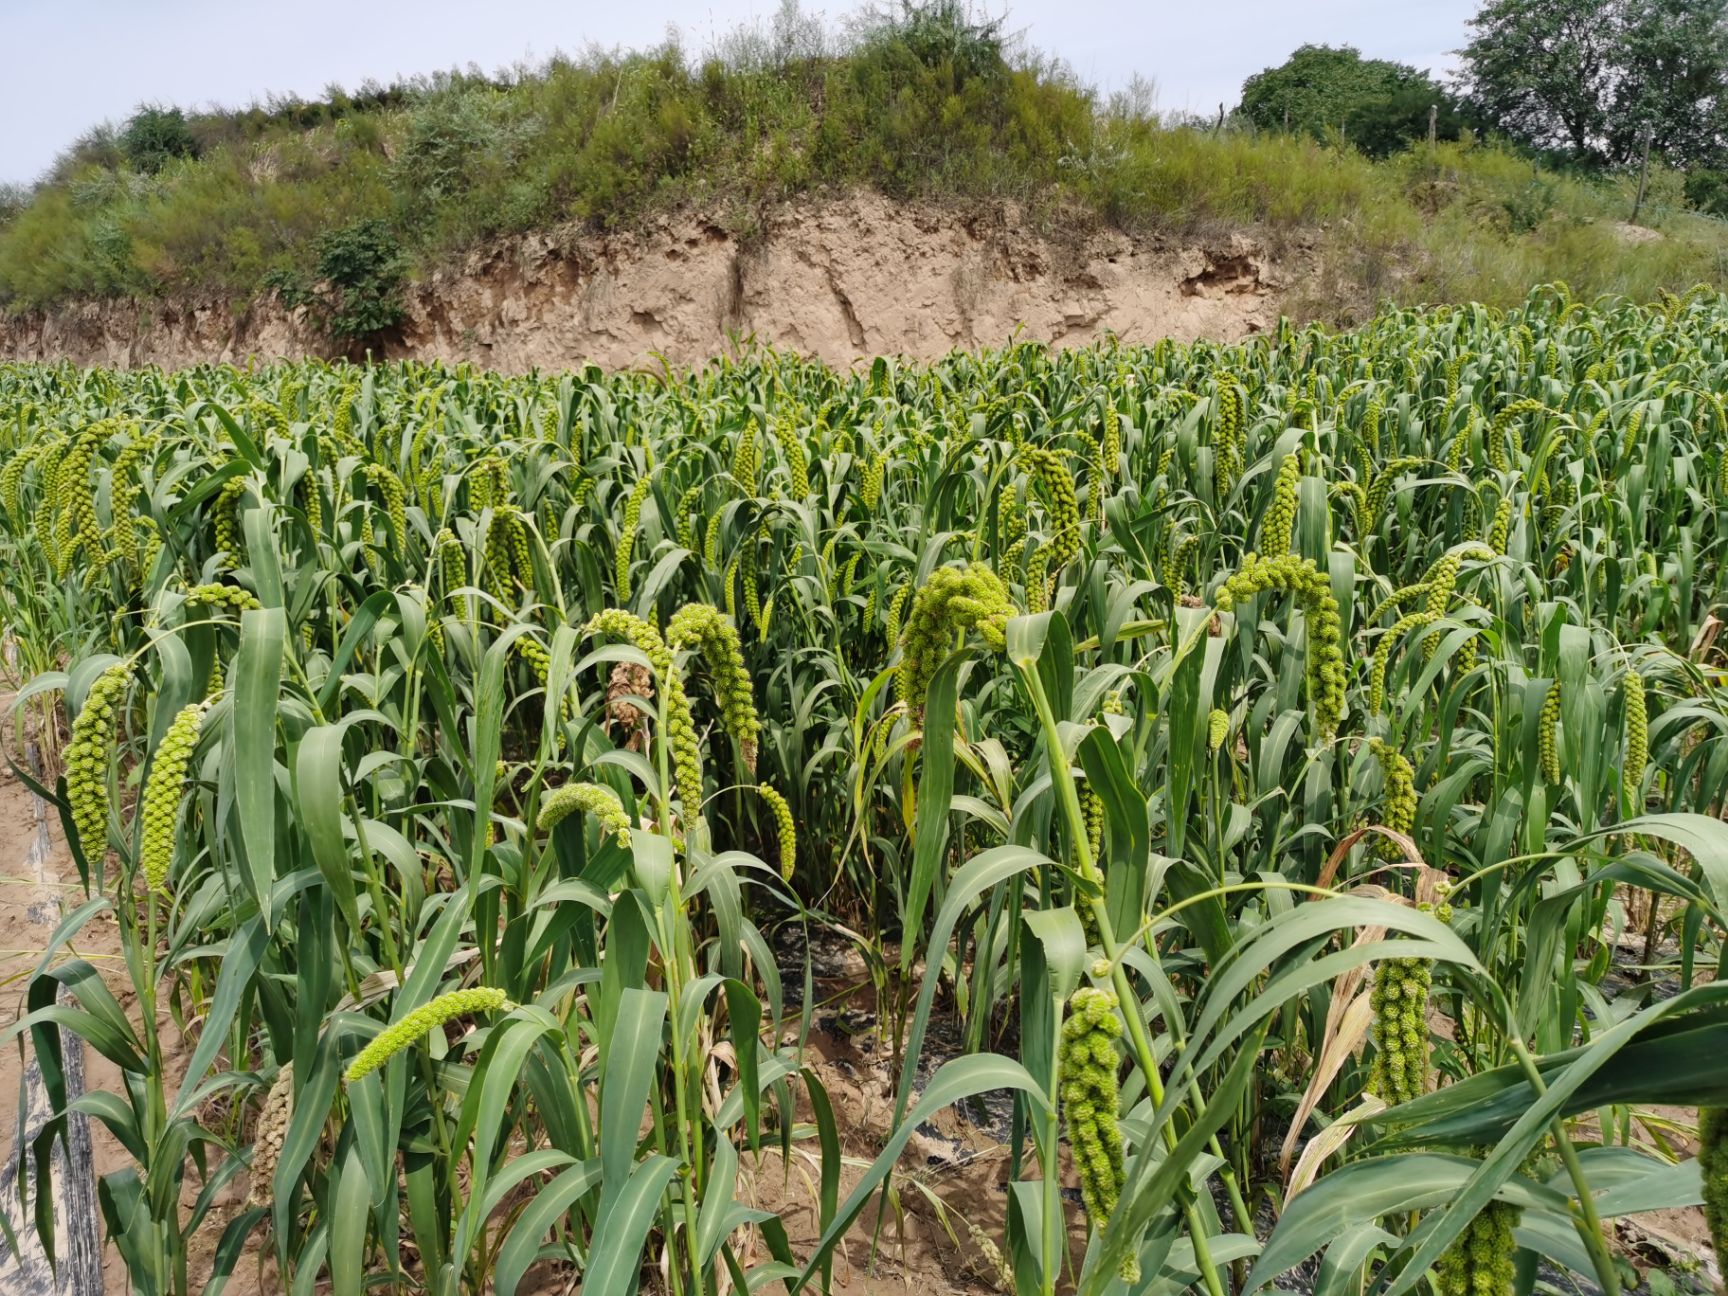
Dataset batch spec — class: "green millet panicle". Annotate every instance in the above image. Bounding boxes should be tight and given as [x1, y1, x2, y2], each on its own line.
[1018, 444, 1080, 601]
[468, 454, 508, 513]
[513, 635, 573, 723]
[214, 477, 246, 566]
[1368, 953, 1432, 1105]
[437, 529, 468, 616]
[861, 451, 887, 510]
[0, 442, 39, 522]
[1487, 495, 1514, 555]
[1622, 670, 1647, 810]
[1371, 581, 1433, 621]
[1060, 987, 1135, 1281]
[1487, 398, 1543, 472]
[1362, 456, 1423, 534]
[1369, 610, 1439, 713]
[1082, 784, 1105, 864]
[138, 702, 205, 892]
[675, 483, 703, 553]
[299, 466, 325, 540]
[1207, 708, 1230, 754]
[1699, 1108, 1728, 1271]
[1211, 382, 1244, 497]
[54, 426, 105, 578]
[1433, 1198, 1520, 1296]
[757, 784, 797, 880]
[1214, 552, 1346, 740]
[1089, 438, 1108, 525]
[537, 782, 631, 846]
[1261, 451, 1302, 555]
[1419, 544, 1494, 659]
[997, 479, 1028, 581]
[1538, 681, 1562, 785]
[615, 476, 653, 602]
[772, 409, 810, 498]
[742, 528, 767, 634]
[667, 602, 761, 767]
[884, 581, 910, 645]
[365, 464, 408, 551]
[66, 662, 132, 865]
[732, 419, 759, 495]
[1369, 738, 1417, 861]
[1161, 533, 1199, 599]
[896, 563, 1016, 724]
[1619, 403, 1646, 465]
[344, 987, 512, 1082]
[702, 512, 723, 569]
[1101, 402, 1121, 475]
[1445, 417, 1473, 473]
[722, 551, 741, 621]
[185, 583, 263, 613]
[819, 536, 839, 598]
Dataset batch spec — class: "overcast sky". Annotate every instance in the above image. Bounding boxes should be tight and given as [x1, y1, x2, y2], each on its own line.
[1, 0, 1477, 186]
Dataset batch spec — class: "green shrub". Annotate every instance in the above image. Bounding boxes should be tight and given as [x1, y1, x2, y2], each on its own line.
[1685, 168, 1728, 217]
[119, 105, 201, 175]
[265, 218, 407, 349]
[2, 4, 1727, 318]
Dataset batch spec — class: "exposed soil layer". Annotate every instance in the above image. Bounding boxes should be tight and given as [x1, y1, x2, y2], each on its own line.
[0, 196, 1282, 372]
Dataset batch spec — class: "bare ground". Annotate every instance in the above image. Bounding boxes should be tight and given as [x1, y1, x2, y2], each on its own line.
[0, 195, 1284, 373]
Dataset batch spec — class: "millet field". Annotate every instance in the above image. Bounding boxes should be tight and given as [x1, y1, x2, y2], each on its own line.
[3, 284, 1728, 1296]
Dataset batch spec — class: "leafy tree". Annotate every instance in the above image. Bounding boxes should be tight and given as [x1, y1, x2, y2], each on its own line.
[1684, 166, 1728, 214]
[1457, 0, 1728, 167]
[118, 105, 200, 174]
[266, 218, 406, 353]
[1345, 80, 1477, 159]
[1240, 45, 1460, 157]
[1613, 0, 1728, 166]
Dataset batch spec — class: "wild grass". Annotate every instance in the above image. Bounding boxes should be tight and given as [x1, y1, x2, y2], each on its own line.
[0, 6, 1721, 321]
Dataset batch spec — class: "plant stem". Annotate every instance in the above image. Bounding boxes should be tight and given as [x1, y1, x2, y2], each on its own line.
[1018, 660, 1230, 1296]
[1508, 1037, 1620, 1296]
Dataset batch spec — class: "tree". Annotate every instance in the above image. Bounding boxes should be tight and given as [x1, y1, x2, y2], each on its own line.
[265, 219, 406, 355]
[1684, 166, 1728, 214]
[1239, 45, 1461, 156]
[1457, 0, 1728, 167]
[118, 105, 200, 174]
[1613, 0, 1728, 166]
[1345, 80, 1477, 159]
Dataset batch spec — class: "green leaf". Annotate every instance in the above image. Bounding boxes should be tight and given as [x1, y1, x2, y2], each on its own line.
[600, 987, 667, 1182]
[233, 607, 285, 918]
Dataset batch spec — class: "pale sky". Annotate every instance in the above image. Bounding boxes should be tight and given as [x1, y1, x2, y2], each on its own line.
[0, 0, 1476, 185]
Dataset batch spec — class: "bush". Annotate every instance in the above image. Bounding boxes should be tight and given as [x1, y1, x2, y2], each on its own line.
[267, 219, 407, 350]
[119, 106, 200, 174]
[311, 218, 407, 346]
[1, 4, 1726, 318]
[1685, 168, 1728, 217]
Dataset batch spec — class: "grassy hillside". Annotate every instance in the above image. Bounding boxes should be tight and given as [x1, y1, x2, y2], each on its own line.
[1, 4, 1723, 329]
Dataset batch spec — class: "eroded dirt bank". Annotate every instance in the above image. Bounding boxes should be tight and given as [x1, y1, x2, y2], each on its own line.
[0, 195, 1282, 371]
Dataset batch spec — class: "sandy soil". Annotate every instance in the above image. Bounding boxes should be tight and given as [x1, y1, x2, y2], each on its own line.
[0, 195, 1283, 373]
